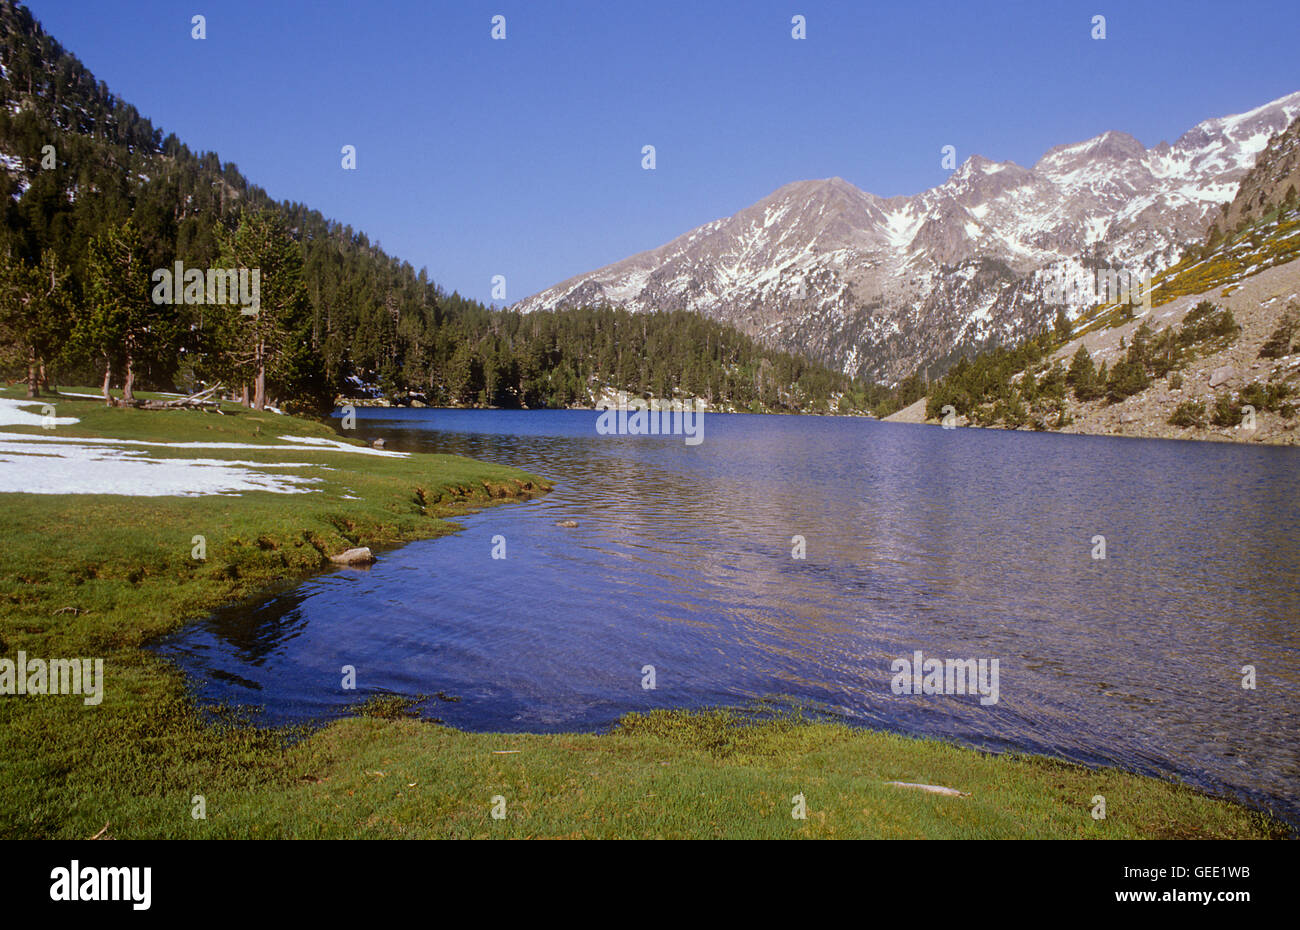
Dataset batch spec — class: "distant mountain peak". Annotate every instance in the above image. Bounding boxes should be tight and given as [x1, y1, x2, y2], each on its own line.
[516, 90, 1300, 383]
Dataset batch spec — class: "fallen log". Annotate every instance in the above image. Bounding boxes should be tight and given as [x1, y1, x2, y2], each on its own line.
[137, 384, 226, 413]
[139, 398, 223, 412]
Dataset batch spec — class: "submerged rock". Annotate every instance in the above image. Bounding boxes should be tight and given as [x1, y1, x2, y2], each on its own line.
[555, 520, 579, 528]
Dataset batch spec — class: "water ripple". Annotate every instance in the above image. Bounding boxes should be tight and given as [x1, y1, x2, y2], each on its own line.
[155, 409, 1300, 825]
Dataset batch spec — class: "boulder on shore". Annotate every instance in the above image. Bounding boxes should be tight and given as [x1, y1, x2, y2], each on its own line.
[330, 546, 375, 565]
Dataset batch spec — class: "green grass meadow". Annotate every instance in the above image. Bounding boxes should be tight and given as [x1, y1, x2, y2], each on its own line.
[0, 387, 1286, 839]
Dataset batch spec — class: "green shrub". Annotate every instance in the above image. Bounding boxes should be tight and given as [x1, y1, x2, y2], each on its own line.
[971, 404, 998, 427]
[1178, 301, 1240, 350]
[1210, 391, 1244, 427]
[1127, 322, 1154, 367]
[1239, 379, 1292, 412]
[994, 396, 1029, 428]
[1239, 381, 1268, 412]
[1168, 399, 1206, 428]
[1148, 327, 1184, 376]
[1259, 306, 1298, 359]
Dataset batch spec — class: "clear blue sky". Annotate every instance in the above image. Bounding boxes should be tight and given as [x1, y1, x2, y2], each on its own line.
[26, 0, 1300, 305]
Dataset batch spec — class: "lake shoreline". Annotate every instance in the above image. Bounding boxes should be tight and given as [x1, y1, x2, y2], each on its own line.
[884, 396, 1300, 446]
[0, 389, 1289, 838]
[334, 396, 879, 418]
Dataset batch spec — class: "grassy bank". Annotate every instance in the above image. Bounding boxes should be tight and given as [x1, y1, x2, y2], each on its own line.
[0, 388, 1285, 839]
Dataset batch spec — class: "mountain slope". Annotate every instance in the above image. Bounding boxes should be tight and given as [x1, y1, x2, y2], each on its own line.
[1211, 111, 1300, 237]
[0, 1, 865, 414]
[516, 91, 1300, 383]
[885, 115, 1300, 446]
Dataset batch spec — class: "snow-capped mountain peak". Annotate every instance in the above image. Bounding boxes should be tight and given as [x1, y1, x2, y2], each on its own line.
[514, 90, 1300, 382]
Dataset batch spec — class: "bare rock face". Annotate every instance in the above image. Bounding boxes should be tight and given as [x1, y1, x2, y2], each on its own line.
[1212, 106, 1300, 236]
[514, 92, 1300, 383]
[330, 547, 375, 565]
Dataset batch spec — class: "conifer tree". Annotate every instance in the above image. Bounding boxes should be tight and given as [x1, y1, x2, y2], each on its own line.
[0, 247, 71, 397]
[220, 210, 309, 409]
[1067, 344, 1102, 401]
[1053, 307, 1072, 345]
[79, 219, 161, 403]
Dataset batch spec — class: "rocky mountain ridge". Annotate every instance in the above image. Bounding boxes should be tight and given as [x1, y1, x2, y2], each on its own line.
[516, 91, 1300, 383]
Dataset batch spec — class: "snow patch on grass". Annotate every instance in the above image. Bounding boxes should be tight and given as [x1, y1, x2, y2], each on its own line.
[0, 397, 404, 496]
[0, 438, 323, 496]
[0, 397, 80, 427]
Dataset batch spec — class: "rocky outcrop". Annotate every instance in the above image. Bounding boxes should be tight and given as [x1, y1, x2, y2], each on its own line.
[1213, 114, 1300, 236]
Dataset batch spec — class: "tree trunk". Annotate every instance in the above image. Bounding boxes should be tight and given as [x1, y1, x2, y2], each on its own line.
[101, 356, 113, 406]
[254, 339, 266, 410]
[26, 347, 39, 398]
[122, 350, 136, 403]
[241, 382, 250, 406]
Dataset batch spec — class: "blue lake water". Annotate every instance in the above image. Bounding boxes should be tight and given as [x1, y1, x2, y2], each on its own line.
[155, 409, 1300, 825]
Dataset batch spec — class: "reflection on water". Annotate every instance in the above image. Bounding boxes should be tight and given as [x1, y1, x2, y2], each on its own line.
[155, 409, 1300, 824]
